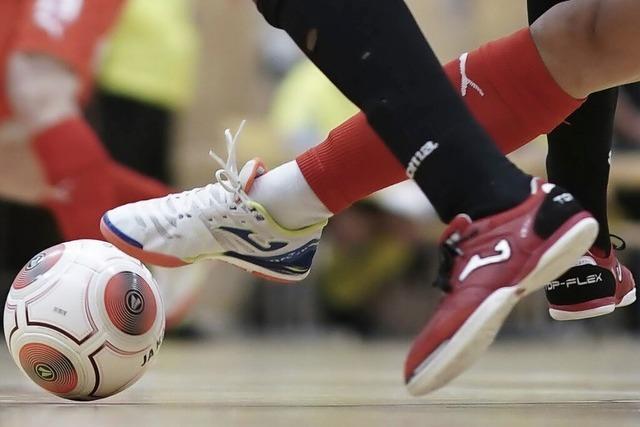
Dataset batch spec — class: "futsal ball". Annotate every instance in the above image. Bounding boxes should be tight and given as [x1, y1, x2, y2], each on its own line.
[3, 240, 165, 401]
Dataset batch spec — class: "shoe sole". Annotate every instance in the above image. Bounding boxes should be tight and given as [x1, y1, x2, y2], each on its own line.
[618, 288, 637, 308]
[100, 215, 306, 284]
[548, 284, 637, 321]
[406, 215, 598, 396]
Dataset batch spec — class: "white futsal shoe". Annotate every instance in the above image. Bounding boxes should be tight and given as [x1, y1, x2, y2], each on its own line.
[101, 123, 326, 283]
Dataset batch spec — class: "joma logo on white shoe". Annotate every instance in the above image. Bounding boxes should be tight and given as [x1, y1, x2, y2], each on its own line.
[406, 141, 439, 178]
[459, 240, 511, 281]
[218, 226, 287, 252]
[547, 273, 603, 290]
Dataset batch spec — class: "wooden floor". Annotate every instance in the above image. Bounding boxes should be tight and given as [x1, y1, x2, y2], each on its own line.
[1, 335, 640, 426]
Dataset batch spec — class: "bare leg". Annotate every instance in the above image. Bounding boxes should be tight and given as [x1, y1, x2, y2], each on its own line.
[533, 0, 640, 98]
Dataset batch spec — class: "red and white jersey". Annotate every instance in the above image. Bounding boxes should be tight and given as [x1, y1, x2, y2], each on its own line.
[0, 0, 125, 121]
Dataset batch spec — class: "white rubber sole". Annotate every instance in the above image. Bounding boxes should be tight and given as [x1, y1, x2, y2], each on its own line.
[549, 305, 614, 321]
[618, 288, 637, 308]
[406, 217, 599, 396]
[549, 285, 637, 321]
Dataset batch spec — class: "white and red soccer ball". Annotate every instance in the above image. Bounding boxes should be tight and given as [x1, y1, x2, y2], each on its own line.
[3, 240, 164, 400]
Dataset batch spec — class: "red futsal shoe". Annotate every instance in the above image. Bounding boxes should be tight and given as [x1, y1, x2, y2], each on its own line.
[404, 179, 598, 396]
[546, 242, 636, 321]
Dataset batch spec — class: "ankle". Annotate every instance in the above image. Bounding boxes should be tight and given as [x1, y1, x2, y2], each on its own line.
[249, 161, 332, 229]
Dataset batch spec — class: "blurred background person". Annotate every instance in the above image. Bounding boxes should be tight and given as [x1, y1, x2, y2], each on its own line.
[0, 0, 202, 333]
[88, 0, 199, 184]
[0, 0, 171, 243]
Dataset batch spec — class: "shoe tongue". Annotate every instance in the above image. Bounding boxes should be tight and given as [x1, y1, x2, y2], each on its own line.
[238, 158, 267, 193]
[440, 214, 472, 244]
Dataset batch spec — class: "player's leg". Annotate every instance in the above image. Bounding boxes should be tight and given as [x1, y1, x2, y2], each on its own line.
[6, 49, 116, 240]
[100, 29, 586, 276]
[3, 0, 170, 240]
[257, 27, 583, 228]
[531, 0, 640, 99]
[528, 0, 636, 319]
[255, 0, 534, 223]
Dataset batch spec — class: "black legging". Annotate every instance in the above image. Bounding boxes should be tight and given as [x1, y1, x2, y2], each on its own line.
[528, 0, 618, 253]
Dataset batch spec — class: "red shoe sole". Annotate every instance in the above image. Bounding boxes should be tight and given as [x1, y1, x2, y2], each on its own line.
[100, 217, 189, 268]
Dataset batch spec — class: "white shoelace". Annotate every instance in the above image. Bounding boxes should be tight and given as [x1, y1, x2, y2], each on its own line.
[209, 120, 251, 206]
[173, 121, 253, 215]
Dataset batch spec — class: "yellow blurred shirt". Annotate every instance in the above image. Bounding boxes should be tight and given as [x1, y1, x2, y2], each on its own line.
[98, 0, 199, 110]
[270, 60, 357, 140]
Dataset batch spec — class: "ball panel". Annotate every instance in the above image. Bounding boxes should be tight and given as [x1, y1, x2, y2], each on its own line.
[104, 272, 157, 336]
[87, 341, 152, 399]
[13, 244, 65, 290]
[24, 267, 98, 344]
[18, 343, 78, 394]
[6, 240, 165, 401]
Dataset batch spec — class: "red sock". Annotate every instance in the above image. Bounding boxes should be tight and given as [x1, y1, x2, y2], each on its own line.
[296, 112, 403, 212]
[445, 28, 583, 154]
[32, 118, 110, 183]
[32, 118, 116, 240]
[32, 117, 171, 240]
[296, 28, 584, 213]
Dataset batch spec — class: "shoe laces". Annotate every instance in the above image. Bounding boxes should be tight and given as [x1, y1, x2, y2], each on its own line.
[433, 232, 465, 293]
[172, 121, 255, 216]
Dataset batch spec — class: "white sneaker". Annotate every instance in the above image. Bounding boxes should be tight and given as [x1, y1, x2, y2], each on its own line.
[100, 124, 326, 283]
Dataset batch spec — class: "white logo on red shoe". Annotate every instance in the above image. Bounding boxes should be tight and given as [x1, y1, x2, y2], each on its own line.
[540, 182, 556, 194]
[615, 261, 623, 283]
[458, 239, 511, 281]
[547, 273, 603, 290]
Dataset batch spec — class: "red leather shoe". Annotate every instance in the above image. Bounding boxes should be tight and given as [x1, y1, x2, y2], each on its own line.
[404, 179, 598, 396]
[546, 241, 636, 320]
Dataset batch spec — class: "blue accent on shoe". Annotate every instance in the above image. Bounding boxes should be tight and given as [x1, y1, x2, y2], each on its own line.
[225, 239, 319, 276]
[219, 226, 288, 252]
[102, 214, 144, 249]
